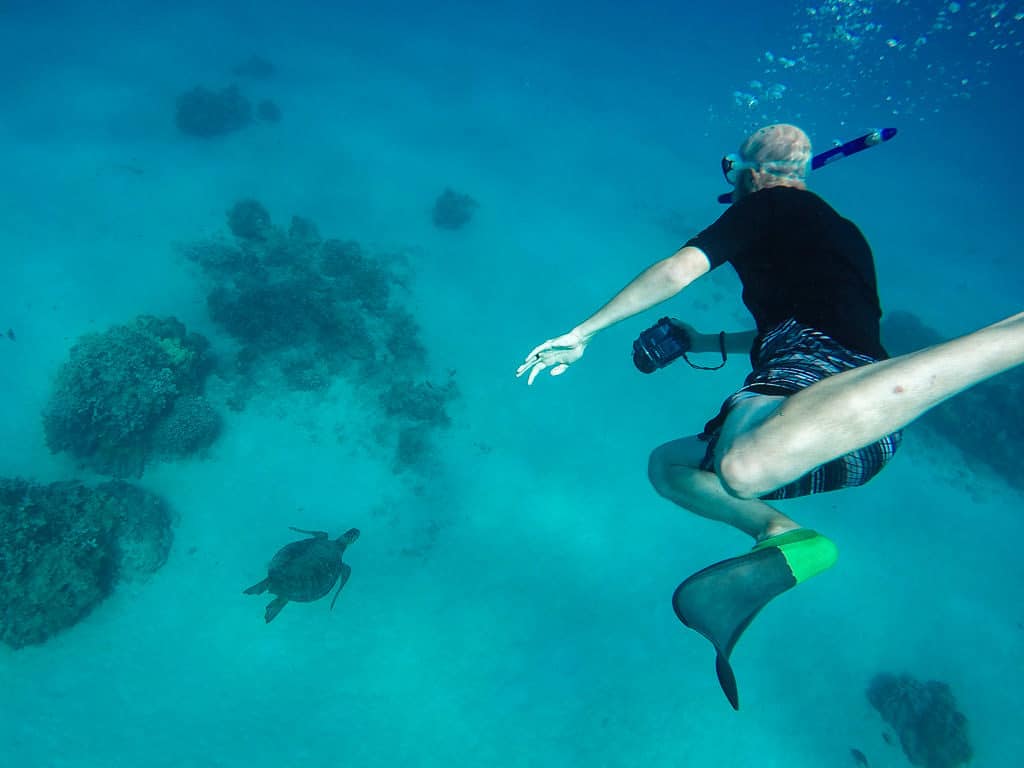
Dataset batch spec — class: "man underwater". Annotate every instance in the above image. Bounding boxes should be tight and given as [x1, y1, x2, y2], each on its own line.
[516, 123, 1024, 709]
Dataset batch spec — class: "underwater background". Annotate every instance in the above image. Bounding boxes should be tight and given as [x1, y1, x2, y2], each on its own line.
[1, 1, 1021, 766]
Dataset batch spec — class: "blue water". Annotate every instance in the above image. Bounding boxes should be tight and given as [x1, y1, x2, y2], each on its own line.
[1, 1, 1021, 765]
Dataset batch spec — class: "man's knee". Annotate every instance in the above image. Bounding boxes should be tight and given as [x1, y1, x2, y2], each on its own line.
[647, 445, 671, 496]
[647, 442, 703, 499]
[715, 441, 771, 500]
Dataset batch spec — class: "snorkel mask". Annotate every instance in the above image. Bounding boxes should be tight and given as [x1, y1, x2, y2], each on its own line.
[720, 154, 810, 186]
[717, 127, 897, 202]
[720, 153, 755, 186]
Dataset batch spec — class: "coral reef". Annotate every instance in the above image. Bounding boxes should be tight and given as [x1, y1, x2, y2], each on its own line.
[385, 308, 427, 370]
[867, 673, 972, 768]
[256, 99, 282, 123]
[288, 215, 320, 246]
[232, 55, 275, 80]
[182, 200, 459, 469]
[319, 239, 392, 315]
[882, 310, 1024, 489]
[882, 311, 944, 355]
[175, 85, 253, 138]
[380, 377, 458, 427]
[150, 396, 222, 458]
[178, 239, 256, 279]
[0, 478, 173, 648]
[227, 199, 273, 241]
[42, 315, 218, 477]
[186, 201, 425, 382]
[432, 188, 478, 230]
[381, 374, 459, 474]
[281, 349, 334, 392]
[207, 273, 355, 352]
[394, 424, 434, 472]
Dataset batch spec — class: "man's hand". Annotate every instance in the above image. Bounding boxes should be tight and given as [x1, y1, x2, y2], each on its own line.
[516, 330, 588, 385]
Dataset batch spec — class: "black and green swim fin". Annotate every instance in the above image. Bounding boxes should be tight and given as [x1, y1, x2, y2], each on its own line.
[671, 528, 838, 710]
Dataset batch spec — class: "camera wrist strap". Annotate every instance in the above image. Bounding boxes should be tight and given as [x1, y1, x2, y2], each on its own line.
[682, 331, 727, 370]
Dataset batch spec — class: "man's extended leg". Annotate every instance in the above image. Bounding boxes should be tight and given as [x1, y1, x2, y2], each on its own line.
[717, 311, 1024, 498]
[648, 434, 799, 541]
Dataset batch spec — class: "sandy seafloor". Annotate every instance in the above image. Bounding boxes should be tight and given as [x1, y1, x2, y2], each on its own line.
[1, 2, 1022, 766]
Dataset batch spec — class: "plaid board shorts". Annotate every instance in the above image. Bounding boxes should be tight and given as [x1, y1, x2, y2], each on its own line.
[698, 318, 903, 500]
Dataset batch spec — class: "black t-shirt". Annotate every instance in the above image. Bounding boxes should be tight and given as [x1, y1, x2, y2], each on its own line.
[685, 186, 887, 359]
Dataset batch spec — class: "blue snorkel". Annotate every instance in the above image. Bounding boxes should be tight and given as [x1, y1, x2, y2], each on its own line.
[717, 127, 897, 204]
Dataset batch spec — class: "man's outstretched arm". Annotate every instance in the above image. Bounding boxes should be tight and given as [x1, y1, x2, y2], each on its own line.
[516, 246, 711, 385]
[571, 246, 711, 342]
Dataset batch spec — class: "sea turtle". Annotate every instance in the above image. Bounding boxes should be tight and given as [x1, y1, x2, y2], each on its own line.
[244, 527, 360, 623]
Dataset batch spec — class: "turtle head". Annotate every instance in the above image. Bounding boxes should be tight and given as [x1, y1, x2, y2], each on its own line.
[337, 528, 360, 546]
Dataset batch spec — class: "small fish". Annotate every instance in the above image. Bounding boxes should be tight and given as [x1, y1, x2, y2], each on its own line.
[5, 328, 14, 341]
[882, 732, 894, 746]
[850, 747, 869, 767]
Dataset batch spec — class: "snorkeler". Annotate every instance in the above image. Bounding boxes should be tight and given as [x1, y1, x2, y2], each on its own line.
[516, 123, 1024, 709]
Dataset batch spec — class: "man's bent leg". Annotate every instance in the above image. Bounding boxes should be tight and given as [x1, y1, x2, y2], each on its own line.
[648, 435, 799, 541]
[718, 311, 1024, 497]
[659, 427, 840, 709]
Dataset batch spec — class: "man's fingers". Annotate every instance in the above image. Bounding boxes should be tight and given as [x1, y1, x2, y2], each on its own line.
[525, 340, 553, 361]
[516, 356, 544, 379]
[516, 345, 549, 377]
[520, 361, 567, 385]
[527, 334, 577, 359]
[518, 334, 581, 383]
[527, 362, 546, 386]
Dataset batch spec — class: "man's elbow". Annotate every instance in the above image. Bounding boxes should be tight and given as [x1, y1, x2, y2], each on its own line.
[662, 246, 710, 289]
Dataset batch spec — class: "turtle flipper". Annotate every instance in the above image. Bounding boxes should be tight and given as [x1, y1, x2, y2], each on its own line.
[244, 578, 270, 595]
[330, 564, 352, 610]
[265, 596, 289, 623]
[289, 527, 328, 538]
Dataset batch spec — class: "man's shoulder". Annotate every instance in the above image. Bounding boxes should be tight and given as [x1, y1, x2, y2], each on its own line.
[762, 186, 851, 223]
[761, 185, 825, 205]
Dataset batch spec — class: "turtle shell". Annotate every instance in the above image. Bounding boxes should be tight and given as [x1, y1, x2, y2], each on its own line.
[265, 538, 344, 602]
